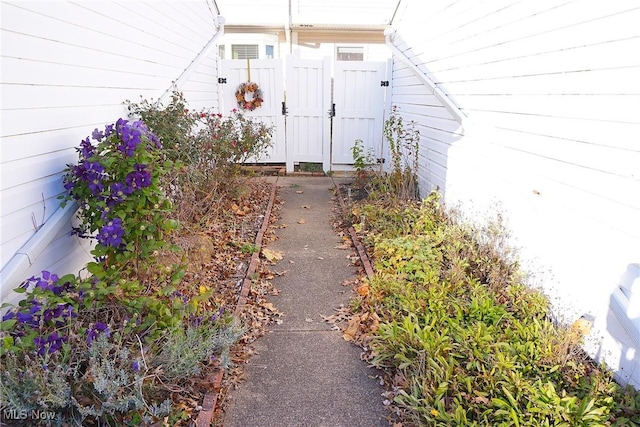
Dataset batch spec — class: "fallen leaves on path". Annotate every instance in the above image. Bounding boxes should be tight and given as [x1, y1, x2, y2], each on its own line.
[343, 315, 361, 342]
[261, 248, 283, 263]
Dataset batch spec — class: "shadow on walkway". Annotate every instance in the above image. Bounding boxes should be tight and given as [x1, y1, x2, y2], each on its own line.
[223, 176, 387, 427]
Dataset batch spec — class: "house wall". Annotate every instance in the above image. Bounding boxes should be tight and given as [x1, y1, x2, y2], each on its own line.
[0, 0, 221, 305]
[390, 0, 640, 388]
[219, 33, 391, 62]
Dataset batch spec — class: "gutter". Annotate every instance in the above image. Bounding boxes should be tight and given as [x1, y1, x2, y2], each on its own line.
[159, 15, 226, 103]
[384, 28, 466, 126]
[0, 201, 79, 299]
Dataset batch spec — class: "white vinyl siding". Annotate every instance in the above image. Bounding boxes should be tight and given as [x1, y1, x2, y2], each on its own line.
[0, 0, 220, 303]
[390, 0, 640, 388]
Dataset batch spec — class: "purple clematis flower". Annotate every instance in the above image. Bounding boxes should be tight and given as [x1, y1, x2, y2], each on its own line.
[87, 322, 110, 345]
[125, 164, 151, 190]
[91, 128, 104, 143]
[79, 136, 95, 158]
[97, 218, 125, 247]
[108, 182, 133, 204]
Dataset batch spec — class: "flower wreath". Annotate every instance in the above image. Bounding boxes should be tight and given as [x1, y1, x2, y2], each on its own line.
[235, 81, 263, 111]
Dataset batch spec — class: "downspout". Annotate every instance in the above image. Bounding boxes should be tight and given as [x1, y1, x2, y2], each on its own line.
[384, 28, 466, 127]
[159, 15, 226, 103]
[0, 201, 79, 298]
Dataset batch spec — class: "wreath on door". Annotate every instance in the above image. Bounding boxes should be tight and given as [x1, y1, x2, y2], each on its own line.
[235, 82, 263, 111]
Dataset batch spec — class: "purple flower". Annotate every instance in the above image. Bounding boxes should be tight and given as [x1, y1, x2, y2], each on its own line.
[116, 119, 143, 157]
[87, 322, 110, 345]
[73, 160, 106, 195]
[210, 307, 225, 323]
[33, 271, 70, 295]
[91, 128, 104, 142]
[79, 137, 95, 158]
[42, 303, 75, 323]
[148, 132, 161, 149]
[125, 164, 151, 190]
[36, 270, 59, 292]
[16, 312, 34, 324]
[97, 218, 125, 247]
[63, 178, 75, 193]
[34, 332, 67, 356]
[28, 301, 42, 314]
[132, 360, 140, 372]
[108, 182, 133, 204]
[104, 123, 115, 138]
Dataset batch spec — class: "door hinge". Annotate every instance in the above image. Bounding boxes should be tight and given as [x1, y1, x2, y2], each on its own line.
[218, 77, 227, 84]
[328, 103, 336, 118]
[282, 102, 288, 116]
[380, 80, 390, 87]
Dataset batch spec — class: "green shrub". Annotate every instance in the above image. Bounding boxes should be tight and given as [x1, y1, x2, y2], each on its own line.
[126, 91, 273, 225]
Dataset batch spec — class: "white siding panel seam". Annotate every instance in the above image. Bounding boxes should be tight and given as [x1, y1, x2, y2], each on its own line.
[1, 54, 181, 79]
[422, 7, 640, 65]
[416, 0, 538, 45]
[4, 3, 196, 54]
[1, 28, 193, 62]
[436, 65, 640, 85]
[494, 142, 639, 187]
[461, 108, 640, 126]
[432, 35, 640, 74]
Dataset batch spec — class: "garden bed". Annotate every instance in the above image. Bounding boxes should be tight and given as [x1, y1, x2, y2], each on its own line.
[338, 189, 640, 426]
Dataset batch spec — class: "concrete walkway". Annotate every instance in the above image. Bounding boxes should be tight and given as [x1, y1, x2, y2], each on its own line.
[223, 176, 387, 427]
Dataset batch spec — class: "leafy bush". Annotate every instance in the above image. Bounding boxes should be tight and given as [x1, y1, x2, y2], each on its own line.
[351, 138, 377, 184]
[61, 118, 173, 267]
[126, 91, 273, 226]
[352, 193, 640, 426]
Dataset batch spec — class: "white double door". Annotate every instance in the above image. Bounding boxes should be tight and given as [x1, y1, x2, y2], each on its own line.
[220, 57, 389, 172]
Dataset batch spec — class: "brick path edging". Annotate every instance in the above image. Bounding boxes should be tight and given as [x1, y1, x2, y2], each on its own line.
[330, 177, 375, 279]
[195, 182, 278, 427]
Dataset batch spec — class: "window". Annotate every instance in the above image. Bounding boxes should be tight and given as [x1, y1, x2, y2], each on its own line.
[337, 46, 364, 61]
[218, 45, 225, 59]
[265, 45, 274, 59]
[231, 44, 259, 59]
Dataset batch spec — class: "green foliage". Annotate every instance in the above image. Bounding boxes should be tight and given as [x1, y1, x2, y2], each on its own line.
[154, 317, 243, 381]
[354, 193, 640, 426]
[350, 106, 421, 202]
[126, 90, 273, 226]
[125, 90, 197, 163]
[351, 138, 377, 184]
[60, 118, 172, 268]
[240, 242, 260, 254]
